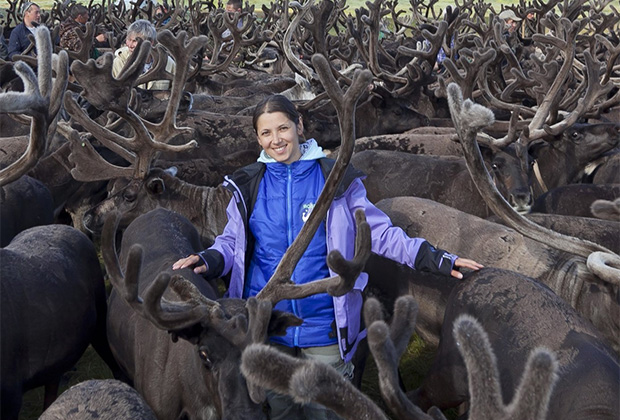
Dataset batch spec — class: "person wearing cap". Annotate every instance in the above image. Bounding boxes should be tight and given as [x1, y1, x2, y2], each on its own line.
[8, 2, 41, 59]
[499, 9, 522, 34]
[498, 9, 522, 53]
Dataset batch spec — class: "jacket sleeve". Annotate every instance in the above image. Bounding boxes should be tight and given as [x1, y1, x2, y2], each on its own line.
[197, 196, 242, 280]
[111, 49, 126, 78]
[345, 178, 458, 277]
[8, 25, 27, 58]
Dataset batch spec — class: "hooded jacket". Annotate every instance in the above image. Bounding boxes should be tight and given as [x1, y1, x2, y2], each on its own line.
[198, 139, 458, 362]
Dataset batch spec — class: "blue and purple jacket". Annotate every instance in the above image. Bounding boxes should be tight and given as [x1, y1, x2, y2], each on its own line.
[198, 140, 458, 362]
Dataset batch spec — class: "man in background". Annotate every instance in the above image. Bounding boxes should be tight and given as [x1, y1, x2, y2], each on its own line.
[59, 4, 107, 58]
[8, 2, 41, 59]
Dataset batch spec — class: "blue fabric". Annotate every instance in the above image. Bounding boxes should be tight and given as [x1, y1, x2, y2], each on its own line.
[201, 157, 460, 362]
[245, 160, 335, 348]
[8, 23, 34, 59]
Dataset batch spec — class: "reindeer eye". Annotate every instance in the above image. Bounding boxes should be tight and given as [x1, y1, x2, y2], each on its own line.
[492, 163, 499, 169]
[123, 189, 137, 202]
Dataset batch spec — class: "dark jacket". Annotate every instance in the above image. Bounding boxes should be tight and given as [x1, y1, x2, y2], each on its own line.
[8, 23, 35, 59]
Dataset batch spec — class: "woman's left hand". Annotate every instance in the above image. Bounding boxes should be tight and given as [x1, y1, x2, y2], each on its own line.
[451, 258, 484, 280]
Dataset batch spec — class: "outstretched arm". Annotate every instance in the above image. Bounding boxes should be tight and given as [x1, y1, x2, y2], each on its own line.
[345, 178, 483, 279]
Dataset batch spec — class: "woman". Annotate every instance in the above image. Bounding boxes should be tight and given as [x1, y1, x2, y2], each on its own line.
[173, 94, 482, 419]
[112, 19, 175, 90]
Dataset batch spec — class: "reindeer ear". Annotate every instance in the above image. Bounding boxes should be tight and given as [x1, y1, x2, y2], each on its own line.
[268, 310, 303, 337]
[146, 177, 165, 195]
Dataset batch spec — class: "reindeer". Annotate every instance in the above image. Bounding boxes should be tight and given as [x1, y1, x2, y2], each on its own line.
[448, 81, 619, 347]
[409, 268, 620, 419]
[39, 380, 157, 420]
[1, 223, 121, 420]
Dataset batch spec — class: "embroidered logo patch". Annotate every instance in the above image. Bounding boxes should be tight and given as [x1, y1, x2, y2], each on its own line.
[301, 203, 315, 222]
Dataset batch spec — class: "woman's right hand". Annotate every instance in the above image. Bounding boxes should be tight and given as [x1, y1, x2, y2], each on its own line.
[172, 254, 207, 274]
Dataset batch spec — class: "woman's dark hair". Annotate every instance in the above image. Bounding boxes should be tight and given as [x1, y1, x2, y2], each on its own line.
[252, 94, 300, 133]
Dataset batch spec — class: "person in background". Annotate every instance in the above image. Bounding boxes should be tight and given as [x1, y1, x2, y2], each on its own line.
[112, 19, 175, 90]
[521, 11, 536, 38]
[173, 94, 483, 420]
[8, 2, 41, 59]
[498, 9, 522, 52]
[59, 4, 107, 58]
[499, 9, 521, 35]
[154, 2, 171, 24]
[222, 0, 243, 38]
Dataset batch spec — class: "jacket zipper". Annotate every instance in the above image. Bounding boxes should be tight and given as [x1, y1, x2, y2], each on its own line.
[287, 166, 301, 347]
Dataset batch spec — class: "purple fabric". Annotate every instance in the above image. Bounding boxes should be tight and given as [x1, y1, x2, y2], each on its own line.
[208, 177, 453, 362]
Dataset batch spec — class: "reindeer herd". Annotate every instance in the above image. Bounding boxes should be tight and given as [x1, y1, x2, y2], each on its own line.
[1, 0, 619, 418]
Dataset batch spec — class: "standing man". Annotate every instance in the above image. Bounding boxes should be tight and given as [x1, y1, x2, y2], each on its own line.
[8, 2, 41, 59]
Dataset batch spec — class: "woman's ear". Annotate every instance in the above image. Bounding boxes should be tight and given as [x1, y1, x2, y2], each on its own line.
[297, 117, 304, 136]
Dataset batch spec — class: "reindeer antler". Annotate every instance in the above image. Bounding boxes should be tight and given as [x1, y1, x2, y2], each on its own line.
[447, 82, 617, 260]
[454, 314, 559, 420]
[241, 343, 391, 420]
[281, 0, 320, 83]
[256, 54, 373, 304]
[0, 26, 69, 186]
[365, 296, 441, 420]
[64, 36, 199, 182]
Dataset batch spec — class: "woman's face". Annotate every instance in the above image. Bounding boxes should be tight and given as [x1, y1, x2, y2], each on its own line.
[125, 33, 141, 53]
[256, 111, 303, 165]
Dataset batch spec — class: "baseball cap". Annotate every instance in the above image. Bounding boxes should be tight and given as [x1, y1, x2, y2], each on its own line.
[498, 10, 522, 21]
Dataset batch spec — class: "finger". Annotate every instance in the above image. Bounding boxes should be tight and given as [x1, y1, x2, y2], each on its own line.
[451, 270, 464, 280]
[172, 256, 198, 270]
[194, 265, 207, 274]
[172, 259, 185, 270]
[455, 258, 484, 270]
